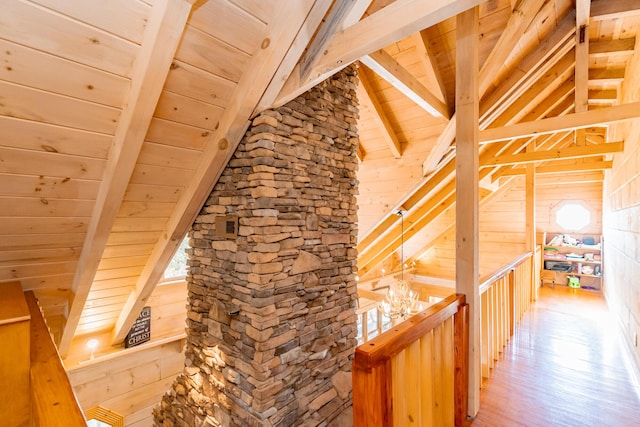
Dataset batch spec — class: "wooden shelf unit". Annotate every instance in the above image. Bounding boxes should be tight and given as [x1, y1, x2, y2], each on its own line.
[541, 232, 603, 291]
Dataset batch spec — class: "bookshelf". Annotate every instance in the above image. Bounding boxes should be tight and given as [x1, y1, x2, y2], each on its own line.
[541, 232, 603, 291]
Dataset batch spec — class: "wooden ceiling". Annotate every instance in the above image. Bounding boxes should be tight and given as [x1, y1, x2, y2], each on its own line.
[1, 0, 640, 360]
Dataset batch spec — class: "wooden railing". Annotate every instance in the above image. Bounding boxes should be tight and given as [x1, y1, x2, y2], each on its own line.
[26, 291, 88, 426]
[352, 294, 468, 427]
[479, 252, 534, 380]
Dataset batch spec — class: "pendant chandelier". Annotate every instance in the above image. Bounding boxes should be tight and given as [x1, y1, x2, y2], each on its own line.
[379, 210, 419, 319]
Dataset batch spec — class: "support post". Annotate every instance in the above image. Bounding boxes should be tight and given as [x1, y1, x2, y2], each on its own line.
[455, 6, 481, 417]
[525, 144, 537, 300]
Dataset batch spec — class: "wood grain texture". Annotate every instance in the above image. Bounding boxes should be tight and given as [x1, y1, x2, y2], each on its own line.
[26, 291, 87, 426]
[469, 286, 640, 426]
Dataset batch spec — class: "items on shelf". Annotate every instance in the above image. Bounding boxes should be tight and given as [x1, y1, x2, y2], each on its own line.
[541, 232, 603, 291]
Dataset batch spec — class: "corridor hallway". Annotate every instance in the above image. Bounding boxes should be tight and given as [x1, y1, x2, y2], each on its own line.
[470, 286, 640, 426]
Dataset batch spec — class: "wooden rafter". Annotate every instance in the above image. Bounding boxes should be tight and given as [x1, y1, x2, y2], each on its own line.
[588, 67, 626, 84]
[254, 2, 335, 115]
[358, 66, 402, 158]
[500, 161, 613, 176]
[575, 0, 591, 116]
[480, 101, 640, 143]
[299, 0, 366, 80]
[484, 141, 624, 166]
[489, 52, 575, 128]
[590, 0, 640, 21]
[360, 49, 449, 118]
[58, 0, 195, 356]
[112, 0, 321, 344]
[478, 0, 547, 95]
[589, 38, 636, 58]
[415, 31, 451, 115]
[275, 0, 487, 107]
[422, 0, 552, 174]
[480, 11, 576, 126]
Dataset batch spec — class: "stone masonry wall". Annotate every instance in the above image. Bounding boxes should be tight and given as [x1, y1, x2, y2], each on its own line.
[154, 66, 359, 427]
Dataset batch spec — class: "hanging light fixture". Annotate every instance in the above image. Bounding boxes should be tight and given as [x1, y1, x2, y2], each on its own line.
[379, 210, 420, 319]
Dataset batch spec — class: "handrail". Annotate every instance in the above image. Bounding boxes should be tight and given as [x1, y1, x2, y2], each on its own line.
[26, 291, 88, 426]
[353, 293, 468, 426]
[478, 252, 534, 382]
[479, 251, 532, 293]
[354, 294, 465, 368]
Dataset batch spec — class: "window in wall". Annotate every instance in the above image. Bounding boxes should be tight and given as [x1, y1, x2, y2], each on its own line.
[162, 236, 190, 281]
[554, 202, 591, 232]
[85, 406, 124, 427]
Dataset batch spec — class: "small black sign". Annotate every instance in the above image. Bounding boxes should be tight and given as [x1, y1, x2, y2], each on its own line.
[125, 306, 151, 348]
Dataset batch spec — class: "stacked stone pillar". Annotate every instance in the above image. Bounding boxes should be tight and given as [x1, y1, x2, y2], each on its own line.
[154, 66, 359, 427]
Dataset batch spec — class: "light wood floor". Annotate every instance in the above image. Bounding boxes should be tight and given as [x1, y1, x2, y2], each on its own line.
[470, 285, 640, 427]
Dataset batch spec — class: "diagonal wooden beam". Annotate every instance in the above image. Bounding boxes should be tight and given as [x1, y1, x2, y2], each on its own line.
[416, 30, 451, 115]
[484, 141, 624, 166]
[254, 2, 335, 115]
[299, 0, 365, 80]
[58, 0, 195, 357]
[480, 11, 576, 126]
[478, 0, 547, 95]
[590, 0, 640, 21]
[360, 49, 450, 118]
[423, 0, 552, 174]
[358, 66, 402, 158]
[341, 0, 374, 29]
[480, 102, 640, 143]
[112, 1, 320, 344]
[274, 0, 486, 108]
[488, 51, 575, 128]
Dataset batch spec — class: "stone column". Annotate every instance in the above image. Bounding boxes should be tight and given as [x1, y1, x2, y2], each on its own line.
[154, 66, 360, 427]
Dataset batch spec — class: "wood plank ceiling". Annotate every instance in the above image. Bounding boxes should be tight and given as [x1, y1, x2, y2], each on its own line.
[1, 0, 639, 359]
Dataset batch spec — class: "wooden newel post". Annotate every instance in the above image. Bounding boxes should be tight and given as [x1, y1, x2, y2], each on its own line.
[454, 302, 469, 427]
[353, 356, 393, 426]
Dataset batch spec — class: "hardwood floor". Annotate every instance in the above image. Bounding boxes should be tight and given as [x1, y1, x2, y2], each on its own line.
[469, 286, 640, 427]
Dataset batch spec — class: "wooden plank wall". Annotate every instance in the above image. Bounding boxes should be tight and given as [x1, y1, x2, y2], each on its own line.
[603, 35, 640, 372]
[67, 338, 184, 426]
[64, 280, 186, 366]
[536, 181, 603, 236]
[415, 178, 527, 279]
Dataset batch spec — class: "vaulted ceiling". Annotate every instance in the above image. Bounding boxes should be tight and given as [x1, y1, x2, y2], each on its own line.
[1, 0, 639, 360]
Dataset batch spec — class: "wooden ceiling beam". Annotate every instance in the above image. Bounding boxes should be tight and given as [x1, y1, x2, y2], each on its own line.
[489, 52, 575, 128]
[516, 77, 575, 123]
[341, 0, 375, 29]
[480, 11, 576, 125]
[484, 141, 624, 166]
[58, 0, 195, 357]
[535, 170, 605, 185]
[500, 160, 613, 176]
[275, 0, 487, 108]
[575, 0, 591, 116]
[480, 101, 640, 143]
[422, 0, 555, 174]
[590, 0, 640, 21]
[360, 49, 450, 118]
[588, 67, 626, 84]
[112, 1, 320, 344]
[589, 37, 636, 58]
[358, 66, 402, 158]
[254, 2, 334, 115]
[478, 0, 547, 95]
[416, 30, 451, 115]
[299, 0, 366, 81]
